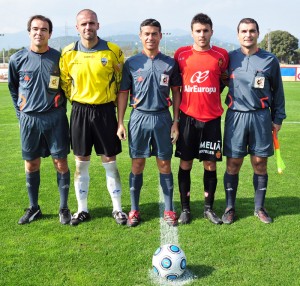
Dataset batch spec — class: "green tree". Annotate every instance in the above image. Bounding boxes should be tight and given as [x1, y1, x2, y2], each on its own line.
[259, 30, 299, 63]
[0, 48, 24, 63]
[295, 48, 300, 64]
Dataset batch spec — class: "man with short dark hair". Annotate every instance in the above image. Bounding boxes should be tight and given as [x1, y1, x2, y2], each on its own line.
[174, 13, 229, 224]
[117, 18, 182, 227]
[222, 18, 286, 224]
[8, 15, 71, 225]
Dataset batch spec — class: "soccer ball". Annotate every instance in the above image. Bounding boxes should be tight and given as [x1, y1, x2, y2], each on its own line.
[152, 244, 187, 280]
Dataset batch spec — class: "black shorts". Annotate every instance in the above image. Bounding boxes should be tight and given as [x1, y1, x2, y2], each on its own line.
[70, 101, 121, 157]
[175, 112, 222, 162]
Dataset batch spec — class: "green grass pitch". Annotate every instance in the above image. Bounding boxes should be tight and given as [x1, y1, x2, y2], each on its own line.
[0, 82, 299, 285]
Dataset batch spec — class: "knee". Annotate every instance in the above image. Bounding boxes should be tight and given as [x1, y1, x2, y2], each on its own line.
[253, 162, 267, 175]
[25, 159, 40, 173]
[54, 158, 69, 174]
[180, 160, 193, 170]
[132, 160, 145, 175]
[203, 161, 216, 171]
[157, 160, 171, 174]
[226, 159, 242, 175]
[251, 157, 267, 175]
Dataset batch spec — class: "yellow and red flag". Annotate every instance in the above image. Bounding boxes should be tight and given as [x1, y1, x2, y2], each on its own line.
[272, 128, 286, 174]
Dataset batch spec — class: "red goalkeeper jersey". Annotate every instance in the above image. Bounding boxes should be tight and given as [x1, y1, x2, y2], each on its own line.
[174, 45, 229, 122]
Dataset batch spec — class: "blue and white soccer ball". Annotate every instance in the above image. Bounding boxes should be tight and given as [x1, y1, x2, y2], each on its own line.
[152, 244, 187, 280]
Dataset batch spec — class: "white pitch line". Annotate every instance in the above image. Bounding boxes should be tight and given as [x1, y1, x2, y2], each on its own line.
[148, 186, 196, 286]
[0, 123, 19, 126]
[158, 186, 179, 246]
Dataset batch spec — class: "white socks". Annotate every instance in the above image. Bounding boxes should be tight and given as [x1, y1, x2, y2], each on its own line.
[74, 160, 90, 213]
[74, 160, 123, 213]
[102, 161, 122, 212]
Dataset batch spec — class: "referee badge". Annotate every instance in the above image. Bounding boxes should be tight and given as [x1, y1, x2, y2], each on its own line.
[101, 57, 108, 66]
[160, 74, 169, 86]
[254, 76, 265, 89]
[49, 75, 59, 89]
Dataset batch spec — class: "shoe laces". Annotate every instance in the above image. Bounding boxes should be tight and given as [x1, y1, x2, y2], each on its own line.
[73, 211, 88, 220]
[60, 208, 69, 215]
[225, 208, 235, 215]
[206, 208, 217, 216]
[72, 212, 79, 219]
[24, 208, 33, 215]
[24, 206, 38, 215]
[164, 211, 177, 220]
[257, 208, 269, 218]
[129, 210, 140, 219]
[113, 211, 127, 219]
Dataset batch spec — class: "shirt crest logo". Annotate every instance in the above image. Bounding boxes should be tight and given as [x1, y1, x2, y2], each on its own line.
[101, 57, 108, 66]
[215, 150, 222, 159]
[218, 58, 223, 67]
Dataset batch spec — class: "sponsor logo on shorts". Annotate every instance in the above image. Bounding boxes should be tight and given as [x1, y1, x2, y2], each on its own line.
[199, 141, 222, 156]
[200, 141, 221, 150]
[215, 150, 222, 159]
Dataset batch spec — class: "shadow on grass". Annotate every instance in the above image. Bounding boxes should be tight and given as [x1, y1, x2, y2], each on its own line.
[39, 213, 59, 220]
[91, 202, 165, 223]
[188, 263, 215, 279]
[233, 196, 300, 220]
[186, 196, 300, 222]
[80, 195, 299, 224]
[149, 264, 215, 284]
